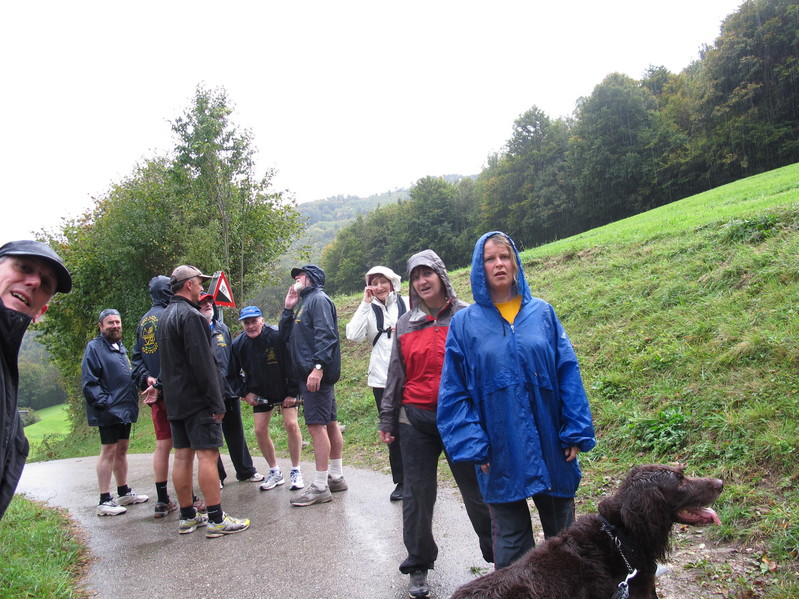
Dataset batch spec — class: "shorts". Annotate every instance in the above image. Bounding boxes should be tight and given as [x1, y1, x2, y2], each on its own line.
[253, 400, 277, 414]
[299, 382, 337, 425]
[169, 411, 223, 450]
[98, 422, 132, 445]
[150, 398, 172, 441]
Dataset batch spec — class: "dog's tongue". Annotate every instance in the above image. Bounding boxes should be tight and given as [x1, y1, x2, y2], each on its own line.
[677, 507, 721, 526]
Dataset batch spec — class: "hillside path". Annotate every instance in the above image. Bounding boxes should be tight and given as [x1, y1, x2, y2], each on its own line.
[17, 454, 491, 599]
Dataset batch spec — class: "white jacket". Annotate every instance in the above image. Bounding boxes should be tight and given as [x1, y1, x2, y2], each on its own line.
[346, 291, 408, 388]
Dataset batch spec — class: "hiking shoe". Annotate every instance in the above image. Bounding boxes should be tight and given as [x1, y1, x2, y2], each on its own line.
[153, 499, 178, 519]
[291, 484, 332, 506]
[245, 472, 265, 482]
[117, 490, 149, 506]
[259, 470, 285, 491]
[327, 474, 348, 492]
[289, 469, 304, 490]
[408, 570, 429, 598]
[179, 511, 209, 534]
[193, 496, 207, 513]
[206, 513, 250, 538]
[96, 500, 126, 516]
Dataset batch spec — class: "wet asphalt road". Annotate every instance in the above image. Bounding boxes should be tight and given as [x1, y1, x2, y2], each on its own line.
[17, 454, 493, 599]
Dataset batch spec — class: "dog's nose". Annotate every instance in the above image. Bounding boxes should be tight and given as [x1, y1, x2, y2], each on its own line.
[712, 478, 723, 492]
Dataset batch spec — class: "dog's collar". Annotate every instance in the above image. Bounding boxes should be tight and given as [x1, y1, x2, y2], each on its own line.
[597, 514, 659, 578]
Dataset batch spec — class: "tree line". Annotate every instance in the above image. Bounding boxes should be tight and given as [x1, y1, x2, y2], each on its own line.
[37, 86, 303, 426]
[321, 0, 799, 294]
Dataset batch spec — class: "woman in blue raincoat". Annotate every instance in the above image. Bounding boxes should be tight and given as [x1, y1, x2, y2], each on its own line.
[437, 231, 596, 569]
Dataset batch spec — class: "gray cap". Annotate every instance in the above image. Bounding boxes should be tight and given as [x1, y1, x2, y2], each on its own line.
[0, 240, 72, 293]
[169, 265, 211, 289]
[98, 308, 120, 323]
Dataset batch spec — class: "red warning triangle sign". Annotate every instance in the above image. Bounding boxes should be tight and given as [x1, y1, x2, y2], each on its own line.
[208, 271, 236, 307]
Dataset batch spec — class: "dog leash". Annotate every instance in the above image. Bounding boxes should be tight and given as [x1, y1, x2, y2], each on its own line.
[598, 516, 638, 599]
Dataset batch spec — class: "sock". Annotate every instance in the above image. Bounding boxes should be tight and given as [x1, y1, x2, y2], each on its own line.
[291, 467, 301, 473]
[117, 484, 131, 497]
[329, 458, 343, 480]
[155, 481, 169, 504]
[207, 504, 224, 524]
[100, 493, 113, 504]
[270, 466, 281, 474]
[314, 470, 328, 489]
[180, 506, 196, 520]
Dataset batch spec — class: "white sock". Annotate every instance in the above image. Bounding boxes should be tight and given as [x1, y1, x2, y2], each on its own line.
[271, 466, 281, 474]
[314, 470, 328, 489]
[329, 458, 343, 480]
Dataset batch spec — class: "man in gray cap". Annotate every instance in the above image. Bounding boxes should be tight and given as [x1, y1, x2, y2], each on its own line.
[0, 240, 72, 520]
[82, 308, 149, 516]
[152, 265, 250, 537]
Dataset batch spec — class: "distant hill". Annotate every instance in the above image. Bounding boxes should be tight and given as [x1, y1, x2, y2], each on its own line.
[295, 174, 472, 261]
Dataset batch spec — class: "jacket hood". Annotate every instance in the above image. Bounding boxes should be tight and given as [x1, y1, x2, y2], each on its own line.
[148, 275, 173, 308]
[295, 264, 325, 288]
[470, 231, 531, 307]
[364, 265, 401, 292]
[406, 249, 456, 310]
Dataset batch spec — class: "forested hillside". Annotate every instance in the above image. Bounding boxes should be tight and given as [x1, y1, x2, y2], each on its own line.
[321, 0, 799, 294]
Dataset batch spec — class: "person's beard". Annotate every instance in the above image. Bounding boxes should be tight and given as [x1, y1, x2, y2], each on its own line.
[103, 329, 122, 343]
[293, 280, 304, 292]
[202, 310, 213, 323]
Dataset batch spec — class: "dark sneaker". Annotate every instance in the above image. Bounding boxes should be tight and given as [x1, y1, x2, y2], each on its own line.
[390, 483, 404, 502]
[153, 499, 178, 519]
[117, 490, 149, 506]
[178, 511, 209, 534]
[408, 570, 429, 598]
[290, 484, 333, 506]
[96, 500, 126, 516]
[327, 475, 348, 492]
[206, 513, 250, 538]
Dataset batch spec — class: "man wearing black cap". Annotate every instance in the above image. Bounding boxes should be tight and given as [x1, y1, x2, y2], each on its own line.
[0, 240, 71, 521]
[82, 308, 149, 516]
[154, 265, 250, 537]
[281, 265, 346, 506]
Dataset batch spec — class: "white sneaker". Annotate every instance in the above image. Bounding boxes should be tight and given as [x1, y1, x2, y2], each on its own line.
[97, 500, 126, 516]
[289, 469, 304, 490]
[117, 490, 149, 506]
[259, 470, 285, 491]
[246, 472, 265, 482]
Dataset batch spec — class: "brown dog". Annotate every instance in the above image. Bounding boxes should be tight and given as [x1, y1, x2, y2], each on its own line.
[450, 465, 723, 599]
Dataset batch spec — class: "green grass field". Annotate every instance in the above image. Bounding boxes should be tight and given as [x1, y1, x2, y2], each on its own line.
[24, 404, 70, 450]
[13, 162, 799, 598]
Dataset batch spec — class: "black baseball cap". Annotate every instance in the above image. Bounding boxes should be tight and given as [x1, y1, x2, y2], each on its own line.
[0, 240, 72, 293]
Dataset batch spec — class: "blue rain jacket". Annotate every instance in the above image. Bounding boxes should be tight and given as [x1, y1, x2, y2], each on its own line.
[438, 232, 595, 503]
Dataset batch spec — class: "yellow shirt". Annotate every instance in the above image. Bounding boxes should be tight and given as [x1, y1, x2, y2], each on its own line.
[494, 295, 522, 325]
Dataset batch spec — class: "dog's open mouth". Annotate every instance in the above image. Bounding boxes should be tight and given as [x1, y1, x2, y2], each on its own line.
[676, 507, 721, 526]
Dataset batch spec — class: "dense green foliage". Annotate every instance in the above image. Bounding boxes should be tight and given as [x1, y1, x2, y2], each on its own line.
[17, 332, 66, 410]
[322, 0, 799, 293]
[36, 85, 303, 427]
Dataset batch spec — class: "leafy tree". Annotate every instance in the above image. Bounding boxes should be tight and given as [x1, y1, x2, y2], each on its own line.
[38, 86, 302, 426]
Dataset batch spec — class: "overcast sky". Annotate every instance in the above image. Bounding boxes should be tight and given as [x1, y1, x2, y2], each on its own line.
[0, 0, 743, 242]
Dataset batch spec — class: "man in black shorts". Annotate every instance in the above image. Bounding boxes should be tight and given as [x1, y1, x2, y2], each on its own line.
[280, 265, 346, 506]
[152, 265, 250, 537]
[82, 308, 149, 516]
[228, 305, 304, 492]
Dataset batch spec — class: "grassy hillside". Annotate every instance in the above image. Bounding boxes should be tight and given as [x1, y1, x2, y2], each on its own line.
[24, 404, 70, 450]
[26, 163, 799, 597]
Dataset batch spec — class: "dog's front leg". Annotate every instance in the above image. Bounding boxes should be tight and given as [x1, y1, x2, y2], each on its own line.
[628, 573, 658, 599]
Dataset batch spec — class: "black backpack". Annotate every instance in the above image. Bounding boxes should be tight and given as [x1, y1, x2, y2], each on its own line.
[372, 297, 407, 346]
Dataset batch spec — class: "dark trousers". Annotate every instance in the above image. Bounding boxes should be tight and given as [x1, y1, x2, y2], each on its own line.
[216, 397, 257, 482]
[373, 387, 403, 484]
[398, 405, 493, 574]
[489, 494, 576, 569]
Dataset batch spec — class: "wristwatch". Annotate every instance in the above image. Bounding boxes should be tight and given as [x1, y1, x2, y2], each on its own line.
[314, 364, 323, 370]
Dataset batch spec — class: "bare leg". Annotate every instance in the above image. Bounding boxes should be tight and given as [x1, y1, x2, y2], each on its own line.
[196, 448, 222, 506]
[253, 411, 277, 469]
[327, 420, 344, 461]
[153, 438, 172, 482]
[97, 443, 117, 494]
[307, 424, 331, 472]
[172, 447, 196, 508]
[112, 438, 130, 487]
[282, 407, 303, 468]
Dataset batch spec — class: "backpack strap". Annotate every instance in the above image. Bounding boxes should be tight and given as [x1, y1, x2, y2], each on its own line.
[371, 296, 407, 347]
